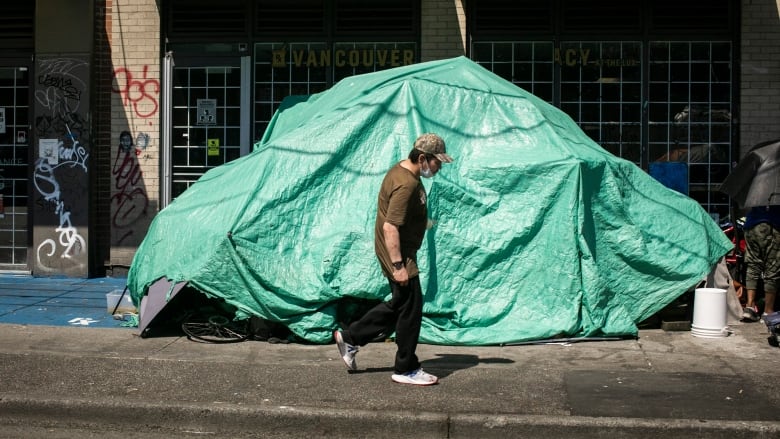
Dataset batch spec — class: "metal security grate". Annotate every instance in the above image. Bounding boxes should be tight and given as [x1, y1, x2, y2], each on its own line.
[470, 0, 733, 38]
[0, 3, 34, 50]
[561, 1, 640, 33]
[167, 0, 250, 38]
[334, 0, 416, 36]
[254, 0, 325, 36]
[470, 0, 552, 37]
[650, 0, 732, 33]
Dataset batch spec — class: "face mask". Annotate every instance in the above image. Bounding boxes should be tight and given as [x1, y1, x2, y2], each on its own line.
[420, 159, 434, 179]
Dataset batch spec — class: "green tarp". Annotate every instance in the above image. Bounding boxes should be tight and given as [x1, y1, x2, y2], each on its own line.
[128, 56, 732, 345]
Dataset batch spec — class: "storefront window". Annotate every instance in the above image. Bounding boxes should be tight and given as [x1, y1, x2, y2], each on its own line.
[254, 41, 416, 142]
[254, 42, 330, 142]
[170, 66, 244, 197]
[560, 41, 642, 165]
[472, 41, 643, 165]
[648, 41, 732, 217]
[467, 1, 736, 218]
[471, 41, 554, 103]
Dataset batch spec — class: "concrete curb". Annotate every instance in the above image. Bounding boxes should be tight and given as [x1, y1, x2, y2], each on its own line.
[2, 395, 779, 439]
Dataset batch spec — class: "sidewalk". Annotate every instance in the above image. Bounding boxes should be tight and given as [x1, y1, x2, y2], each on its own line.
[0, 275, 129, 328]
[0, 275, 779, 438]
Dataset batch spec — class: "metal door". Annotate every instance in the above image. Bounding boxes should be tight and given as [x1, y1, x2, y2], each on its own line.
[0, 64, 31, 271]
[164, 55, 251, 205]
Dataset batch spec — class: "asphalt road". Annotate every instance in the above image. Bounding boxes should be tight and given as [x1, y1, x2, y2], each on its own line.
[0, 321, 779, 438]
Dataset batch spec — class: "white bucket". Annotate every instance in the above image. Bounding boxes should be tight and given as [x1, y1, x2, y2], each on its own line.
[691, 288, 729, 338]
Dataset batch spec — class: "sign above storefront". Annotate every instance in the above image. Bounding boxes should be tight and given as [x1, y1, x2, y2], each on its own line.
[554, 48, 638, 68]
[272, 48, 415, 69]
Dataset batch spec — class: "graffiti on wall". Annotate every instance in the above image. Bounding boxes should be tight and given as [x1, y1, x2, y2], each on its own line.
[112, 65, 160, 120]
[112, 131, 149, 245]
[36, 58, 84, 117]
[33, 155, 87, 266]
[32, 124, 89, 267]
[110, 63, 159, 247]
[33, 57, 91, 273]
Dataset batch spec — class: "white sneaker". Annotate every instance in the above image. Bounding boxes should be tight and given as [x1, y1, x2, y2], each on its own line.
[334, 330, 358, 371]
[391, 368, 438, 386]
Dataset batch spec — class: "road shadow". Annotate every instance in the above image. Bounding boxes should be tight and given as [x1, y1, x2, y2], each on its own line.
[423, 353, 514, 379]
[351, 353, 514, 379]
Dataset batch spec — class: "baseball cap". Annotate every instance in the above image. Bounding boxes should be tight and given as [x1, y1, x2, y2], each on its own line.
[414, 133, 453, 163]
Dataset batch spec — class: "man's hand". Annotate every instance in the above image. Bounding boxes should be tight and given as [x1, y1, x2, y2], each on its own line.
[392, 265, 409, 286]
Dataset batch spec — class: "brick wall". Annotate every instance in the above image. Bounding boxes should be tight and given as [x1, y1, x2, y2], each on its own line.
[420, 0, 466, 61]
[740, 0, 780, 154]
[109, 0, 161, 269]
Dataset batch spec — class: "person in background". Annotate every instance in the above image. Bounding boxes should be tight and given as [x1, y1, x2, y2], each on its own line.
[334, 133, 453, 386]
[741, 205, 780, 322]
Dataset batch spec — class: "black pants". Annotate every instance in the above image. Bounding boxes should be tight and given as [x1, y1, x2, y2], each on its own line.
[344, 276, 423, 374]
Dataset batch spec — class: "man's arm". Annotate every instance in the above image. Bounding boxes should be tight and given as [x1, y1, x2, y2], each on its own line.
[383, 221, 408, 286]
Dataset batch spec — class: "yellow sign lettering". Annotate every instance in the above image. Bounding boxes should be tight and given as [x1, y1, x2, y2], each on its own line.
[272, 50, 286, 68]
[361, 50, 374, 67]
[579, 48, 590, 66]
[403, 49, 413, 65]
[349, 50, 359, 67]
[553, 47, 638, 68]
[335, 50, 346, 67]
[391, 49, 400, 66]
[275, 48, 416, 69]
[292, 50, 305, 67]
[377, 50, 388, 66]
[565, 49, 578, 66]
[306, 50, 319, 67]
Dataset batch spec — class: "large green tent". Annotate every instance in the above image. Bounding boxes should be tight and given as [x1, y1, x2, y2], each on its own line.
[128, 56, 732, 345]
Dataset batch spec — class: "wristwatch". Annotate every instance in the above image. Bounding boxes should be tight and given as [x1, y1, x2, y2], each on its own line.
[392, 261, 404, 270]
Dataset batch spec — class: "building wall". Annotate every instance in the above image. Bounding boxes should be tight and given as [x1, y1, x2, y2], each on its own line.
[740, 0, 780, 154]
[32, 0, 94, 276]
[99, 1, 768, 271]
[105, 0, 464, 269]
[109, 0, 160, 267]
[420, 0, 467, 61]
[94, 0, 113, 273]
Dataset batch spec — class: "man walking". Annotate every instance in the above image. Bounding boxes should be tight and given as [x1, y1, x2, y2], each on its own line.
[334, 133, 453, 386]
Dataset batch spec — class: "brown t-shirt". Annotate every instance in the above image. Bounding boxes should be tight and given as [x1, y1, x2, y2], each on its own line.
[375, 163, 428, 279]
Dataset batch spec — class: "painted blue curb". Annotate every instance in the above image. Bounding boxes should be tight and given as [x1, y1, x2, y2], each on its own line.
[0, 276, 134, 329]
